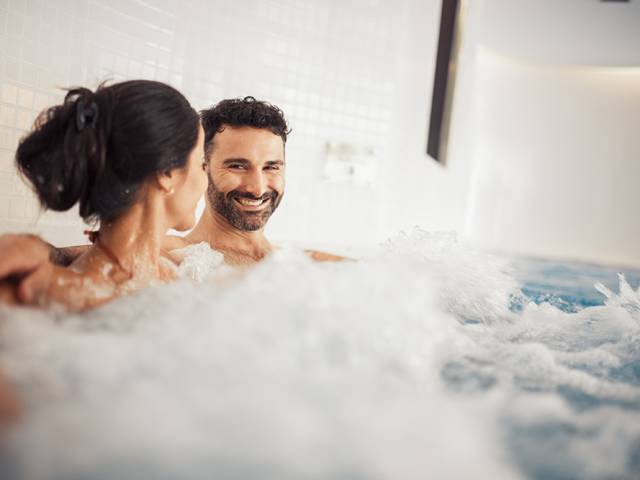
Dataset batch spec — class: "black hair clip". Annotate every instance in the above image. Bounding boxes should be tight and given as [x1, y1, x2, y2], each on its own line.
[75, 99, 99, 132]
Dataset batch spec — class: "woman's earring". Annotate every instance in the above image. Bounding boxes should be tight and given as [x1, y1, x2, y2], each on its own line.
[167, 187, 175, 195]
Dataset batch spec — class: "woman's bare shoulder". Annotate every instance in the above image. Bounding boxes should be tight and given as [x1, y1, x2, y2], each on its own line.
[44, 265, 116, 311]
[162, 235, 191, 252]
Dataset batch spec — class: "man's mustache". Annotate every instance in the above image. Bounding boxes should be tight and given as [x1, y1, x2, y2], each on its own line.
[227, 190, 278, 202]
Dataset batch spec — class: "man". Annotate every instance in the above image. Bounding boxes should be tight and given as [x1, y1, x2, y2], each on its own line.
[0, 96, 342, 302]
[167, 96, 292, 265]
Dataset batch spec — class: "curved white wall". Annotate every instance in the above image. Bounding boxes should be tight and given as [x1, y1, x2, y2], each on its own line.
[464, 50, 640, 267]
[477, 0, 640, 67]
[379, 0, 640, 268]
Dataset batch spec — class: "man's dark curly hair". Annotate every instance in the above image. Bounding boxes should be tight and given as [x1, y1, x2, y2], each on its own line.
[200, 96, 291, 155]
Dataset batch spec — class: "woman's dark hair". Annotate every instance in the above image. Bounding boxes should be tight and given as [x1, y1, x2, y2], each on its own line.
[200, 96, 291, 156]
[16, 80, 199, 223]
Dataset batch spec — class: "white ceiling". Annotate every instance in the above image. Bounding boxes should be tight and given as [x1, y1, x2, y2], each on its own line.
[473, 0, 640, 67]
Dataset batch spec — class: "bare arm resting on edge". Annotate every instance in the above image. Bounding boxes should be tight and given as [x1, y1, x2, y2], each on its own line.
[0, 233, 89, 303]
[0, 233, 349, 304]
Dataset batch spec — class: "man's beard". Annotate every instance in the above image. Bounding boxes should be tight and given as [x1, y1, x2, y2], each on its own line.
[207, 179, 282, 232]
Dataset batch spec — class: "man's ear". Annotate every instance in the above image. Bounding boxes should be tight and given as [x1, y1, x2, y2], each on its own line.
[155, 169, 174, 195]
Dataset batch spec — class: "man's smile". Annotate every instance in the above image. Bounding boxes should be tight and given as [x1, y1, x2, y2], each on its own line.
[233, 196, 271, 211]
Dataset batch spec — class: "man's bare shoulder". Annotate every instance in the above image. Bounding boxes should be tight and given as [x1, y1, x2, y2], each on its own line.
[305, 249, 349, 262]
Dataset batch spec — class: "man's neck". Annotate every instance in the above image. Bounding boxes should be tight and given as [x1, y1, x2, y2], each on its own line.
[186, 205, 273, 264]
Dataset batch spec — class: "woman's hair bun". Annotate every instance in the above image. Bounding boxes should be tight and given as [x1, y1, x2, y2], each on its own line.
[15, 80, 199, 224]
[16, 86, 107, 215]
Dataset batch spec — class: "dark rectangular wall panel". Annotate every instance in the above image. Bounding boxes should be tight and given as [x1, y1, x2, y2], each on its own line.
[427, 0, 460, 163]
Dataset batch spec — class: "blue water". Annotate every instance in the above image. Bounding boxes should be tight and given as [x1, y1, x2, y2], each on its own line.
[506, 257, 640, 480]
[513, 257, 640, 312]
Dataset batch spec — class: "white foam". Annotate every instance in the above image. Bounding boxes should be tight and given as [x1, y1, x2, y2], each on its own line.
[171, 241, 226, 282]
[0, 229, 638, 479]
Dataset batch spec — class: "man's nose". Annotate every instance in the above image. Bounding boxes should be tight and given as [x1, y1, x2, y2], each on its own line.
[243, 170, 267, 198]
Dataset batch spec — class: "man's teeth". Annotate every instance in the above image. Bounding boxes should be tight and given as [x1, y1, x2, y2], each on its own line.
[237, 197, 267, 206]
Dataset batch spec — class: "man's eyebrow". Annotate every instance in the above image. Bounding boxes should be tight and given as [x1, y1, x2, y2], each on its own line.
[265, 160, 284, 166]
[222, 158, 251, 166]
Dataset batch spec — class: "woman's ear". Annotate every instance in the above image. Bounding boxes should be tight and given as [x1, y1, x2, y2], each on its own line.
[155, 169, 175, 195]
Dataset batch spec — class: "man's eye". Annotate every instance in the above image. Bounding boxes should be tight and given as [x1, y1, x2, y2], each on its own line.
[265, 165, 280, 171]
[228, 164, 244, 170]
[201, 161, 207, 171]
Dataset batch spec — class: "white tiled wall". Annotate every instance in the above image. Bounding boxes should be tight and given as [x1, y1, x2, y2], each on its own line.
[5, 0, 637, 268]
[0, 0, 431, 247]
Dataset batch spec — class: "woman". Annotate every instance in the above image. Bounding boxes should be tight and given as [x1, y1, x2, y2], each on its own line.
[8, 80, 208, 311]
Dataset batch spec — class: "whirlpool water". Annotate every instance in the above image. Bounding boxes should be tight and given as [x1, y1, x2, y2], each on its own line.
[1, 229, 638, 480]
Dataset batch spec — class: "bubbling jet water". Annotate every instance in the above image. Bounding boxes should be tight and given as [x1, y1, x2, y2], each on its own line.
[0, 228, 638, 480]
